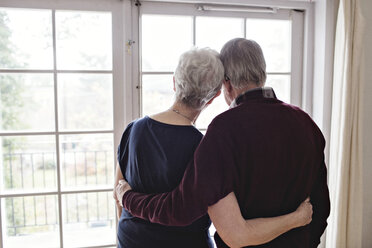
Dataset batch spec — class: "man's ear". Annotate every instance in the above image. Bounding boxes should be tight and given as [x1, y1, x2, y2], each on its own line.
[206, 90, 221, 105]
[173, 76, 176, 92]
[223, 80, 233, 94]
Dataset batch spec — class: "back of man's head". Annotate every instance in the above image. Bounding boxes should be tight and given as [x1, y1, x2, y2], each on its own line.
[220, 38, 267, 89]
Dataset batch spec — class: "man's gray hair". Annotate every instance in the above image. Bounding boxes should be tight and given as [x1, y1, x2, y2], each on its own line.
[174, 48, 224, 109]
[220, 38, 266, 88]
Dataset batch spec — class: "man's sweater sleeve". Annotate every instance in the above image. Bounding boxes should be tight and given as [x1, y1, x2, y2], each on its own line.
[122, 122, 234, 226]
[309, 137, 331, 247]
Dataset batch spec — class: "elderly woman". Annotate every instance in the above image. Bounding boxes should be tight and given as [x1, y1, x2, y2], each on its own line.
[114, 48, 312, 248]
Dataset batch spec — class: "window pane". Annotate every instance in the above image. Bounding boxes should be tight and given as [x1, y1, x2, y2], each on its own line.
[142, 15, 193, 72]
[1, 136, 57, 192]
[0, 73, 55, 132]
[60, 134, 114, 190]
[195, 94, 228, 129]
[58, 74, 113, 131]
[266, 75, 291, 103]
[0, 8, 53, 69]
[246, 19, 291, 72]
[196, 17, 244, 52]
[56, 11, 112, 70]
[62, 192, 115, 247]
[142, 74, 174, 116]
[2, 195, 59, 248]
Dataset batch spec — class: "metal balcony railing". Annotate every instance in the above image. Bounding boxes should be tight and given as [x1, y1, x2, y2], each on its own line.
[2, 149, 114, 236]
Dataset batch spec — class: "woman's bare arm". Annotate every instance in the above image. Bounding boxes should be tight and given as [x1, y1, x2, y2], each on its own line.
[113, 163, 124, 219]
[208, 192, 312, 248]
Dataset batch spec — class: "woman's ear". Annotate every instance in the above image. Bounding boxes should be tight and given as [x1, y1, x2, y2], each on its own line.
[206, 90, 221, 105]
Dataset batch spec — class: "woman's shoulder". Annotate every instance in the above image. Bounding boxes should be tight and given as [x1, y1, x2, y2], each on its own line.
[118, 117, 148, 141]
[124, 116, 150, 130]
[125, 116, 203, 140]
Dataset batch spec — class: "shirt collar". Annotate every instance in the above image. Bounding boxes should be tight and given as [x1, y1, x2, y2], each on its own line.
[230, 87, 277, 108]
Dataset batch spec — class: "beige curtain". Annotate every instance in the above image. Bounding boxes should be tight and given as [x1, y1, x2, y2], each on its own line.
[327, 0, 364, 247]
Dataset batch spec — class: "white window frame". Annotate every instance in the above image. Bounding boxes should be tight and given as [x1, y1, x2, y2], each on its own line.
[0, 0, 129, 247]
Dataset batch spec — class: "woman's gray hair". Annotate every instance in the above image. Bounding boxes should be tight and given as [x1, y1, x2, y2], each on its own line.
[220, 38, 266, 88]
[174, 48, 224, 109]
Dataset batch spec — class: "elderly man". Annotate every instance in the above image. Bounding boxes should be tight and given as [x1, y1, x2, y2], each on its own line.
[116, 38, 330, 248]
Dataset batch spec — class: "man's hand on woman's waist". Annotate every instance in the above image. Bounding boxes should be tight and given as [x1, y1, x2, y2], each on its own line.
[115, 179, 132, 207]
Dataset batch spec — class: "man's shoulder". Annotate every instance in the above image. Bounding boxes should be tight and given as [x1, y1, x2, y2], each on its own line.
[208, 101, 324, 139]
[207, 108, 237, 131]
[277, 102, 326, 146]
[284, 102, 324, 132]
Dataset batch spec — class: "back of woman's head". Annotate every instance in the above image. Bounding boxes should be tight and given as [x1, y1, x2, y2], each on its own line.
[174, 48, 224, 109]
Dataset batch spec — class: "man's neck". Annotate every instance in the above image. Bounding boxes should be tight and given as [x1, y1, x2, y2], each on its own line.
[232, 84, 262, 100]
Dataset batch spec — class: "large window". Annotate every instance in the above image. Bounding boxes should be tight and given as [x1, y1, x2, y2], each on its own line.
[140, 2, 304, 130]
[0, 1, 309, 247]
[0, 0, 124, 247]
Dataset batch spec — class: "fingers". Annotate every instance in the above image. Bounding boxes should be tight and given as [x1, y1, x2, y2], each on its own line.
[113, 179, 132, 208]
[295, 197, 313, 227]
[116, 184, 124, 207]
[306, 202, 313, 225]
[118, 179, 127, 185]
[115, 184, 123, 207]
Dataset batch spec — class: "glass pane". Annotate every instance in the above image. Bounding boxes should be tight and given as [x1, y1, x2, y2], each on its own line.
[56, 11, 112, 70]
[58, 74, 113, 131]
[60, 134, 114, 190]
[142, 15, 193, 72]
[196, 17, 244, 52]
[2, 195, 59, 248]
[62, 192, 115, 247]
[195, 93, 228, 129]
[246, 19, 291, 72]
[266, 75, 291, 103]
[0, 8, 53, 69]
[0, 73, 55, 132]
[1, 136, 57, 192]
[142, 75, 174, 116]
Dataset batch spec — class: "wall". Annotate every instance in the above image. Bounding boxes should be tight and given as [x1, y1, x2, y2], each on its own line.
[361, 0, 372, 247]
